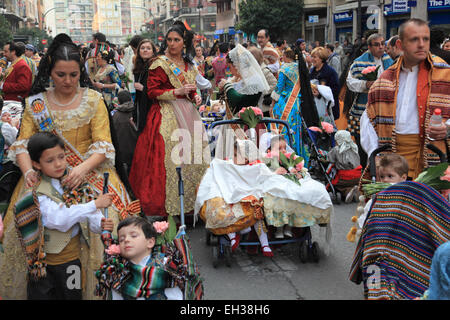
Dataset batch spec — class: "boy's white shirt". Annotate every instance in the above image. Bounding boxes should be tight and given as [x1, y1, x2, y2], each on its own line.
[38, 178, 103, 236]
[111, 255, 183, 300]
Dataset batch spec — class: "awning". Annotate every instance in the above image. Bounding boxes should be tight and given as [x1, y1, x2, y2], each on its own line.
[228, 27, 235, 35]
[214, 29, 224, 35]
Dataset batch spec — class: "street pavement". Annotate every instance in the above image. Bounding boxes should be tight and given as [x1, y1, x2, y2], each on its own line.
[186, 201, 364, 300]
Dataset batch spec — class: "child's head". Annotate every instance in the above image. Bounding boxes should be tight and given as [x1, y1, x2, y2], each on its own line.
[28, 132, 67, 179]
[117, 216, 157, 264]
[117, 89, 132, 105]
[269, 135, 287, 156]
[379, 154, 409, 183]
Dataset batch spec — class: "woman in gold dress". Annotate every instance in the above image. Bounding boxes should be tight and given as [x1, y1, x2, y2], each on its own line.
[0, 34, 139, 300]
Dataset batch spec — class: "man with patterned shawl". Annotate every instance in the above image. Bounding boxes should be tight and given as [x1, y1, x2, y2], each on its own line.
[360, 19, 450, 180]
[257, 29, 280, 78]
[346, 33, 394, 167]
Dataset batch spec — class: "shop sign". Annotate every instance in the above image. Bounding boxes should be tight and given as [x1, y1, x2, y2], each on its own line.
[334, 11, 353, 23]
[428, 0, 450, 10]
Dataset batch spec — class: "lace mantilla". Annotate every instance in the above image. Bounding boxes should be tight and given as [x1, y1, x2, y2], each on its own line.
[228, 44, 270, 95]
[85, 141, 116, 169]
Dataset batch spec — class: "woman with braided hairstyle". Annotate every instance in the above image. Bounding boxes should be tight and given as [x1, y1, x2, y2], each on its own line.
[0, 34, 139, 300]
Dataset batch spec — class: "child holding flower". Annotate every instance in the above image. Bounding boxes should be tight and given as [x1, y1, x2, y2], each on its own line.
[264, 135, 310, 239]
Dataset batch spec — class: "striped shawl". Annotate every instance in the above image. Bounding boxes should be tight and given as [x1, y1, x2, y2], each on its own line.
[365, 54, 450, 168]
[349, 181, 450, 299]
[347, 51, 393, 138]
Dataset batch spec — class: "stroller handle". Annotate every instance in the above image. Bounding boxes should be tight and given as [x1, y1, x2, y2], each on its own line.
[425, 143, 448, 163]
[369, 144, 391, 182]
[102, 172, 110, 235]
[209, 118, 295, 147]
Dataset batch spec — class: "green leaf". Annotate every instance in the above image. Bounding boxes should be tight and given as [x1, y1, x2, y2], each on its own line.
[414, 163, 448, 184]
[164, 215, 177, 243]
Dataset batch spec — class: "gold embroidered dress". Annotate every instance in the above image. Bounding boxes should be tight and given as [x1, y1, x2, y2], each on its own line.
[0, 88, 134, 299]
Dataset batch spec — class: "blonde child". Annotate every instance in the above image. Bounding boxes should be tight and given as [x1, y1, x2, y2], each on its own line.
[358, 154, 409, 229]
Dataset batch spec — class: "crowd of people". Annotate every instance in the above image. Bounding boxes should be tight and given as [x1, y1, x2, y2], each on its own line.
[0, 17, 449, 301]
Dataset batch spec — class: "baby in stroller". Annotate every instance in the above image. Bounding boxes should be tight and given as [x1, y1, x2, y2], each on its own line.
[196, 139, 274, 257]
[325, 130, 362, 203]
[196, 135, 333, 257]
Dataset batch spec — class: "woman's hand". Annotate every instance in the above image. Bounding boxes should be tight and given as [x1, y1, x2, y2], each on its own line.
[93, 81, 103, 90]
[24, 169, 39, 188]
[62, 164, 89, 190]
[134, 82, 144, 91]
[174, 84, 197, 96]
[218, 79, 227, 91]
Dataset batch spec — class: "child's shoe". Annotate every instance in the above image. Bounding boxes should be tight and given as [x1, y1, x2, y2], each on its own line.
[284, 225, 293, 238]
[261, 245, 274, 257]
[275, 227, 284, 239]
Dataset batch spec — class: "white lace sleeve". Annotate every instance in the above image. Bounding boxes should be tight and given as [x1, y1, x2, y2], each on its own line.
[7, 139, 29, 164]
[85, 141, 116, 168]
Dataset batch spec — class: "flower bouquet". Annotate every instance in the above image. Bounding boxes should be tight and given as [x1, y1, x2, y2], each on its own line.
[266, 151, 307, 185]
[238, 106, 263, 143]
[154, 216, 177, 247]
[361, 65, 380, 81]
[238, 106, 263, 129]
[308, 121, 334, 134]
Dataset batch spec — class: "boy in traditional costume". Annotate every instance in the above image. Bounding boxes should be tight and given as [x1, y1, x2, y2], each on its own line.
[104, 216, 184, 300]
[15, 132, 114, 299]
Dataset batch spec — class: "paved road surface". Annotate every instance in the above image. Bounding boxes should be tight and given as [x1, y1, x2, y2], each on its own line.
[186, 201, 364, 300]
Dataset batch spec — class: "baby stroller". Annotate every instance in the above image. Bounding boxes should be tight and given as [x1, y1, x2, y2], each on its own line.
[95, 169, 204, 300]
[300, 116, 342, 203]
[200, 117, 333, 268]
[350, 144, 450, 299]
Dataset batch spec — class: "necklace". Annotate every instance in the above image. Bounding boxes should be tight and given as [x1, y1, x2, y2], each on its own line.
[166, 53, 184, 68]
[49, 89, 80, 107]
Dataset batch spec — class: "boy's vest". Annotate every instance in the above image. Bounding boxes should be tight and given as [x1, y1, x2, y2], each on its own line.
[35, 175, 75, 255]
[35, 175, 90, 261]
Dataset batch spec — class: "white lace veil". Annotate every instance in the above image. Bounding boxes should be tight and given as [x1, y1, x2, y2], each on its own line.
[228, 44, 270, 95]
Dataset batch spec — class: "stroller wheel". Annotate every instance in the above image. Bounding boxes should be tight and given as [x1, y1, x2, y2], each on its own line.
[335, 192, 342, 204]
[224, 246, 232, 268]
[206, 230, 212, 246]
[299, 241, 308, 263]
[308, 242, 320, 263]
[212, 246, 220, 268]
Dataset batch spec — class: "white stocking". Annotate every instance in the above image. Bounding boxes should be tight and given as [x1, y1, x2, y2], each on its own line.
[254, 221, 271, 252]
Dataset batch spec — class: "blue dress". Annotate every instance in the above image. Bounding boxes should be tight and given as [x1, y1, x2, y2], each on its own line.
[271, 62, 309, 164]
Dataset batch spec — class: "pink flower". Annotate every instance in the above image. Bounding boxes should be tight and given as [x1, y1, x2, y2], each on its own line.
[284, 152, 292, 159]
[308, 126, 322, 133]
[105, 244, 121, 255]
[440, 166, 450, 182]
[321, 121, 334, 134]
[250, 107, 263, 116]
[295, 160, 304, 171]
[153, 221, 169, 234]
[361, 66, 377, 75]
